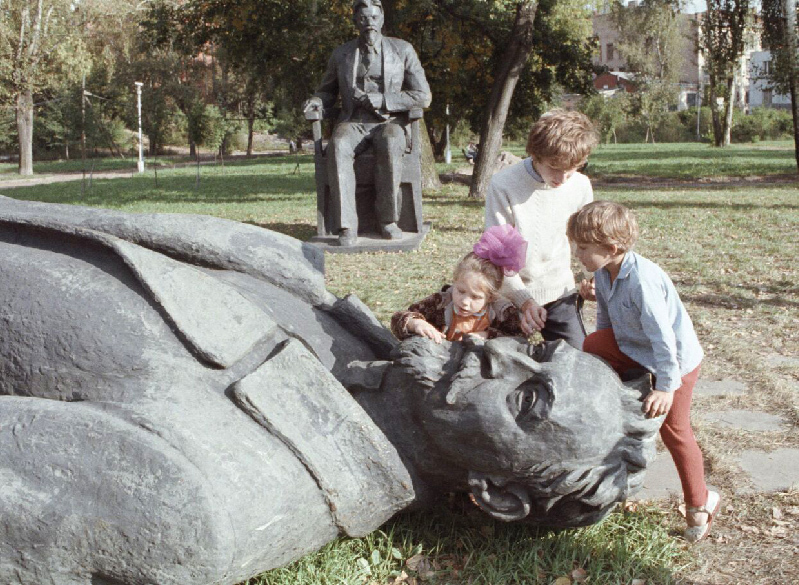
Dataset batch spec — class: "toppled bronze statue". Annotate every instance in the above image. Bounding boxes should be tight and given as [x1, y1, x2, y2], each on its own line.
[0, 195, 661, 585]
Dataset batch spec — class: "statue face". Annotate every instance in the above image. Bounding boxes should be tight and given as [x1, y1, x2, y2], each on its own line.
[404, 338, 659, 526]
[354, 3, 384, 43]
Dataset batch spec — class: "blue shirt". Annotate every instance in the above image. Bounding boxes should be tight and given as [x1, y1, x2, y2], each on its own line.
[594, 252, 703, 392]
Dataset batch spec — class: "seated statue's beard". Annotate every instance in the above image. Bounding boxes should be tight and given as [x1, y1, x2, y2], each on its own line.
[363, 30, 380, 46]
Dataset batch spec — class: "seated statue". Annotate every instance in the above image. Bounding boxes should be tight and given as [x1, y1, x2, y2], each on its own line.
[303, 0, 431, 246]
[0, 195, 662, 585]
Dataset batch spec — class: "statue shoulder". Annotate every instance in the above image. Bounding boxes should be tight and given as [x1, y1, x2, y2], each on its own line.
[384, 36, 417, 55]
[331, 38, 360, 59]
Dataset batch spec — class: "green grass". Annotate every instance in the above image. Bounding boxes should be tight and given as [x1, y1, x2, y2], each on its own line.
[3, 140, 796, 181]
[250, 501, 690, 585]
[2, 146, 798, 584]
[466, 140, 798, 179]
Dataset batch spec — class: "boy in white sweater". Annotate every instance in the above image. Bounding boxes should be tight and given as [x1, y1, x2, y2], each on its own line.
[485, 109, 599, 348]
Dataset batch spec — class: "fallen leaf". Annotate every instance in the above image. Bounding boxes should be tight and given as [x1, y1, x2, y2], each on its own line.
[406, 554, 429, 572]
[631, 580, 646, 585]
[480, 525, 494, 537]
[770, 526, 789, 538]
[389, 571, 409, 584]
[571, 568, 588, 582]
[418, 568, 436, 582]
[740, 525, 760, 534]
[678, 503, 687, 518]
[785, 506, 799, 516]
[725, 505, 735, 513]
[772, 507, 783, 520]
[624, 501, 639, 513]
[552, 577, 571, 585]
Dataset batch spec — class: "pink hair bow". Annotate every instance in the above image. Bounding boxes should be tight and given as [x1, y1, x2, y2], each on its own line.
[473, 224, 528, 276]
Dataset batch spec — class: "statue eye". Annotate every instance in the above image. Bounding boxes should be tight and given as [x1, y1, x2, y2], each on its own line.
[507, 377, 551, 424]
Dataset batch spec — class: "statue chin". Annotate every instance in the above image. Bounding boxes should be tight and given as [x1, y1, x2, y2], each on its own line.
[468, 471, 531, 522]
[363, 30, 381, 46]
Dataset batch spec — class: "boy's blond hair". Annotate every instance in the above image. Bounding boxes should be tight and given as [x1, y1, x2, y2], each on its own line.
[453, 253, 503, 300]
[567, 201, 639, 253]
[526, 109, 599, 170]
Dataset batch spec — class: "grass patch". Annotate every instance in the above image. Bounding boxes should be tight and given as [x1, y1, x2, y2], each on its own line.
[2, 146, 797, 584]
[249, 501, 690, 585]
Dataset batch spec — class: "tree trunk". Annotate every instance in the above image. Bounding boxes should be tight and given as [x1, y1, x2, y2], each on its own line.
[190, 141, 196, 158]
[419, 118, 441, 191]
[784, 0, 799, 172]
[791, 79, 799, 172]
[469, 2, 538, 199]
[708, 75, 723, 147]
[722, 75, 735, 147]
[16, 90, 34, 176]
[247, 112, 255, 157]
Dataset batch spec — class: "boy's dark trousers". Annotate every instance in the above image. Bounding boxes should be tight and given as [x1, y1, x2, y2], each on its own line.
[540, 292, 586, 349]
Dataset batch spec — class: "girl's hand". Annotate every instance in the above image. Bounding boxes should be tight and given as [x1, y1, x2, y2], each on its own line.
[642, 389, 674, 418]
[520, 300, 547, 335]
[579, 278, 596, 301]
[409, 318, 444, 344]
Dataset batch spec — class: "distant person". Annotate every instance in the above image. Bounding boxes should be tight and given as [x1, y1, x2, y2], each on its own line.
[288, 140, 297, 154]
[391, 225, 526, 342]
[485, 109, 599, 349]
[568, 200, 718, 543]
[464, 141, 478, 165]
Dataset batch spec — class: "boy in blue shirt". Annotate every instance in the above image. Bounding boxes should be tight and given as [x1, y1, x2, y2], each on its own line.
[567, 200, 718, 543]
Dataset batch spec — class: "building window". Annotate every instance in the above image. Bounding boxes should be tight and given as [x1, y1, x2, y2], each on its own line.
[606, 43, 614, 61]
[763, 89, 772, 106]
[764, 60, 771, 75]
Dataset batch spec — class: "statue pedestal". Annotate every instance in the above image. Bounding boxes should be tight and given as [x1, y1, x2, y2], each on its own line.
[308, 222, 431, 254]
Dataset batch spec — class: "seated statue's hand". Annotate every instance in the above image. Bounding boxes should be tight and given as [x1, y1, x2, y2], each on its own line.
[303, 97, 323, 113]
[365, 93, 383, 111]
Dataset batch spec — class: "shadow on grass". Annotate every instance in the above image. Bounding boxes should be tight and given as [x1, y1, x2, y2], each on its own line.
[623, 200, 799, 212]
[681, 290, 799, 310]
[247, 221, 316, 241]
[2, 172, 317, 207]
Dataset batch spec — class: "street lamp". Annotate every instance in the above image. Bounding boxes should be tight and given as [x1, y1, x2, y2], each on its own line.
[444, 103, 451, 164]
[135, 82, 144, 173]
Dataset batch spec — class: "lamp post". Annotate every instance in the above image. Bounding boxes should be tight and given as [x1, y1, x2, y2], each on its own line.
[444, 103, 451, 164]
[135, 82, 144, 173]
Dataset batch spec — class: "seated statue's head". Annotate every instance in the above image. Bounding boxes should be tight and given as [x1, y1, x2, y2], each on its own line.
[392, 337, 662, 527]
[353, 0, 384, 44]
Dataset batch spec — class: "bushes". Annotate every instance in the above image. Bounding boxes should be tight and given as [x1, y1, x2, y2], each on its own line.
[732, 107, 794, 143]
[581, 99, 793, 145]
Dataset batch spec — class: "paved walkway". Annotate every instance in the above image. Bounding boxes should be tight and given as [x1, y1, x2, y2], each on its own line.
[632, 375, 799, 501]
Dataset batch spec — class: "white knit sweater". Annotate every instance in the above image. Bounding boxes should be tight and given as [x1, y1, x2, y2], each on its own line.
[485, 159, 593, 307]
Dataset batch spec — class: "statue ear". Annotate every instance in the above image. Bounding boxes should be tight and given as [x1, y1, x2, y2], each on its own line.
[483, 338, 542, 380]
[467, 471, 531, 522]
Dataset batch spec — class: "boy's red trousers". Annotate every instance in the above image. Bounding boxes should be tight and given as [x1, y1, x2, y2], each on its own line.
[584, 328, 707, 507]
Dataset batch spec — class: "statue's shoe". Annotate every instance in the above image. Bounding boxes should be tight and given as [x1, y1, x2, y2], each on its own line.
[338, 229, 358, 246]
[380, 222, 402, 240]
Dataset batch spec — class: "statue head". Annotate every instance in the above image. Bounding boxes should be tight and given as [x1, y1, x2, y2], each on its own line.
[391, 337, 662, 527]
[352, 0, 384, 44]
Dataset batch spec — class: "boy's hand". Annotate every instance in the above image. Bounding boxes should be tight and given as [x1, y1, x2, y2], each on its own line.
[520, 300, 547, 335]
[409, 318, 444, 344]
[579, 278, 596, 301]
[642, 389, 674, 418]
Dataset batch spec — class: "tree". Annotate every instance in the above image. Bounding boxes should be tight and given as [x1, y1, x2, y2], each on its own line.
[469, 1, 538, 199]
[762, 0, 799, 171]
[0, 0, 90, 174]
[700, 0, 752, 146]
[580, 93, 629, 144]
[609, 0, 685, 143]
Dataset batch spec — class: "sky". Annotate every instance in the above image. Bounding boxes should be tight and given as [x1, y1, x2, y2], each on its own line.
[682, 0, 706, 13]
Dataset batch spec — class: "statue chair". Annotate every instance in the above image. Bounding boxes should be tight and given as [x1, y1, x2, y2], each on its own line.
[305, 108, 425, 239]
